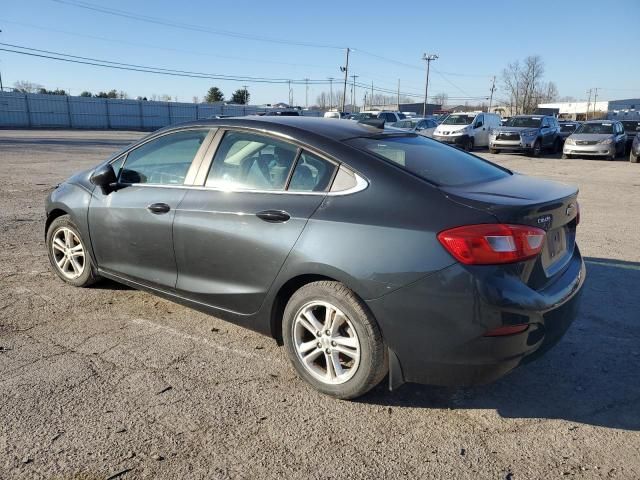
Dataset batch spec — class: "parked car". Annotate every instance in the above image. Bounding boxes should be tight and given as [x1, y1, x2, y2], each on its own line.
[45, 117, 585, 399]
[388, 117, 438, 138]
[265, 110, 300, 116]
[359, 110, 406, 123]
[563, 120, 626, 160]
[433, 112, 502, 151]
[489, 115, 562, 157]
[558, 121, 582, 142]
[620, 120, 640, 152]
[630, 133, 639, 163]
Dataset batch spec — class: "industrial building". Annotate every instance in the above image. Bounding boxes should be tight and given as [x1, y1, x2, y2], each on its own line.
[538, 98, 640, 121]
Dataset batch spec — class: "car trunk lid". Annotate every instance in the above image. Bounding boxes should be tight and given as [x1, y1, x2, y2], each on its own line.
[440, 173, 579, 288]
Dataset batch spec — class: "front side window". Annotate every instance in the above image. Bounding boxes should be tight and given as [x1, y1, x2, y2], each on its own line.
[206, 131, 298, 190]
[474, 114, 484, 128]
[120, 129, 209, 185]
[346, 134, 510, 187]
[288, 151, 336, 192]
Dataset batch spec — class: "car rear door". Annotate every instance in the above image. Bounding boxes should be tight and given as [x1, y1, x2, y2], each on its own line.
[88, 128, 214, 288]
[172, 129, 338, 314]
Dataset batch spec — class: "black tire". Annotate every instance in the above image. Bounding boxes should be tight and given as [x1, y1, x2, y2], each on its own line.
[553, 138, 562, 154]
[562, 153, 571, 159]
[631, 151, 639, 163]
[529, 139, 541, 157]
[282, 281, 387, 399]
[464, 137, 474, 152]
[489, 148, 499, 154]
[46, 215, 100, 287]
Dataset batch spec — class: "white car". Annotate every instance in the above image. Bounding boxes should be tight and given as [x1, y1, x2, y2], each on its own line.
[432, 112, 502, 151]
[359, 110, 407, 124]
[388, 118, 438, 138]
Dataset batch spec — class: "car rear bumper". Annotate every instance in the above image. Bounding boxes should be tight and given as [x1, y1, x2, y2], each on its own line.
[366, 246, 585, 387]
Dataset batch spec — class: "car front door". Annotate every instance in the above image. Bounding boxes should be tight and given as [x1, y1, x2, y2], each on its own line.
[540, 118, 553, 147]
[172, 129, 337, 314]
[88, 128, 214, 288]
[473, 114, 488, 146]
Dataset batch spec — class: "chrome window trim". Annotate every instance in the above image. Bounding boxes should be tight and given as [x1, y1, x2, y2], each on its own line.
[188, 126, 368, 196]
[125, 170, 367, 197]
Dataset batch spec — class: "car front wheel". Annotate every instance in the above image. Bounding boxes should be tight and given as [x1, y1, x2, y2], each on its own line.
[283, 281, 387, 399]
[47, 215, 100, 287]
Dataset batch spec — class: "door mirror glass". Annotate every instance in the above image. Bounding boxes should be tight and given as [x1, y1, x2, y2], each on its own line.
[90, 163, 117, 195]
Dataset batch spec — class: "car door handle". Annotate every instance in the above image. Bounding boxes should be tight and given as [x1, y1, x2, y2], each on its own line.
[256, 210, 290, 223]
[147, 202, 171, 214]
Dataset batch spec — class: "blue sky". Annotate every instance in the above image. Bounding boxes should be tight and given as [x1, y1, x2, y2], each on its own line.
[1, 0, 639, 105]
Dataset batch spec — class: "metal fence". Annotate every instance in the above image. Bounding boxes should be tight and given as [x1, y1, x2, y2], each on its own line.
[0, 91, 321, 129]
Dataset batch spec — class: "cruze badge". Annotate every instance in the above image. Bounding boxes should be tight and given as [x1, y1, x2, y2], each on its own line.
[536, 214, 553, 230]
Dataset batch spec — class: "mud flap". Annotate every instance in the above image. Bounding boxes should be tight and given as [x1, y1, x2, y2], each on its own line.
[388, 348, 405, 391]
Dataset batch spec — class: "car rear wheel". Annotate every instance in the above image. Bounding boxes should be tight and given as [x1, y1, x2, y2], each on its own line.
[631, 151, 639, 163]
[47, 215, 100, 287]
[282, 281, 387, 399]
[553, 138, 562, 154]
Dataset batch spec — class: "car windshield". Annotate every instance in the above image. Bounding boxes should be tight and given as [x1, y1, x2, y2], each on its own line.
[576, 123, 614, 134]
[345, 134, 510, 187]
[560, 124, 578, 133]
[621, 121, 640, 134]
[505, 117, 542, 128]
[442, 114, 475, 125]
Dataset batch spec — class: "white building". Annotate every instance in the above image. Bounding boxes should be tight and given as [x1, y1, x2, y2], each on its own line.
[538, 98, 640, 121]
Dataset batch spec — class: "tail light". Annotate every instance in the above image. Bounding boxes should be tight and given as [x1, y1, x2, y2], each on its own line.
[437, 224, 546, 265]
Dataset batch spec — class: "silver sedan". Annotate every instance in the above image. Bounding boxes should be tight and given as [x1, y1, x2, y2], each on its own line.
[563, 120, 626, 160]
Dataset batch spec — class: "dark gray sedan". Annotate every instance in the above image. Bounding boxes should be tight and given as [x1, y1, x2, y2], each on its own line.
[45, 117, 585, 399]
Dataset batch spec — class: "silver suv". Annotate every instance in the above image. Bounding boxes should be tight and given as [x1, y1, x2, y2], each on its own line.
[489, 115, 561, 157]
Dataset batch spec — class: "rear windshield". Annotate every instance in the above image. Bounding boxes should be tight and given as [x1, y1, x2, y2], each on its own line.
[505, 117, 542, 128]
[576, 122, 613, 134]
[346, 134, 510, 187]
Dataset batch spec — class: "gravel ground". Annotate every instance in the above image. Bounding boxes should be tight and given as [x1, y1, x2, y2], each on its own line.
[1, 129, 639, 480]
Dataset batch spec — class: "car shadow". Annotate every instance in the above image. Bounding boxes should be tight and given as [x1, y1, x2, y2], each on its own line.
[360, 257, 640, 431]
[91, 278, 134, 290]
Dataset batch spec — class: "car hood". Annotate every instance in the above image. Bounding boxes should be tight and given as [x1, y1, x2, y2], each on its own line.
[491, 126, 535, 133]
[568, 133, 613, 141]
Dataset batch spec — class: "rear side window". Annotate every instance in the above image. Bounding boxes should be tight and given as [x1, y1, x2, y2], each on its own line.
[120, 129, 209, 185]
[288, 151, 336, 192]
[206, 131, 299, 191]
[346, 135, 510, 187]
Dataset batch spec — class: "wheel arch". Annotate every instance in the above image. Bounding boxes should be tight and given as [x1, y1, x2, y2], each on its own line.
[45, 208, 70, 238]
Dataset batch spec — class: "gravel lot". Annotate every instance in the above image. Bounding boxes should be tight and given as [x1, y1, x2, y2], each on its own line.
[1, 129, 639, 480]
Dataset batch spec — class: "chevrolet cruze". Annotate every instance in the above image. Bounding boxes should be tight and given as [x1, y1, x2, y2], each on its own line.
[45, 117, 585, 399]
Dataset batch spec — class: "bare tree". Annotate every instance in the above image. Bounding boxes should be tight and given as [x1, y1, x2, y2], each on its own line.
[316, 92, 327, 110]
[433, 92, 448, 108]
[13, 80, 43, 93]
[500, 56, 555, 114]
[192, 96, 200, 104]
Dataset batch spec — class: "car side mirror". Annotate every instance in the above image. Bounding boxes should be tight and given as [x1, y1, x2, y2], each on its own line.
[90, 163, 117, 195]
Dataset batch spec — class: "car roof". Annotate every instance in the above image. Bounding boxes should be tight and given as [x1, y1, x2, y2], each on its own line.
[161, 116, 389, 142]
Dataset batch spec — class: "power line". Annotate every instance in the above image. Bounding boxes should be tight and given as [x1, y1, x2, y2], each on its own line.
[51, 0, 346, 50]
[0, 17, 330, 69]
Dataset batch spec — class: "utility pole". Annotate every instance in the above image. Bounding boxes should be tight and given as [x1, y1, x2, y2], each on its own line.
[593, 87, 599, 118]
[350, 75, 358, 112]
[340, 48, 350, 113]
[422, 53, 438, 116]
[397, 79, 400, 110]
[371, 81, 374, 109]
[328, 77, 334, 110]
[586, 89, 592, 121]
[287, 80, 292, 106]
[304, 78, 309, 109]
[488, 76, 496, 112]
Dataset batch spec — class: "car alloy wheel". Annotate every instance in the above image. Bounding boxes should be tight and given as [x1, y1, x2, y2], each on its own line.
[51, 227, 86, 280]
[292, 301, 361, 385]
